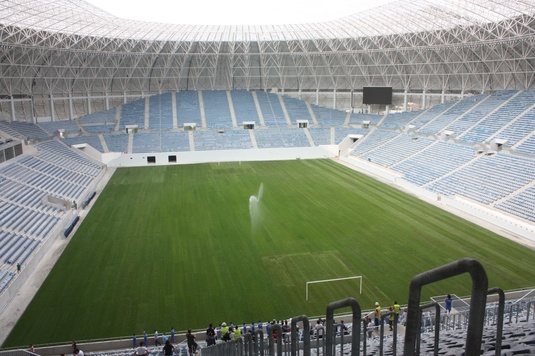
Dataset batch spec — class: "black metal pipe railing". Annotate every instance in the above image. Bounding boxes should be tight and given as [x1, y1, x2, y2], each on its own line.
[325, 297, 361, 356]
[487, 287, 504, 356]
[404, 258, 488, 356]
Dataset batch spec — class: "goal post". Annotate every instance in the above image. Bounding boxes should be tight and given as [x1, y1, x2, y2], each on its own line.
[306, 276, 362, 301]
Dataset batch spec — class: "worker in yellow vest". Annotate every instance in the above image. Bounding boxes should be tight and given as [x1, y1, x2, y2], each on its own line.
[374, 302, 382, 327]
[393, 301, 401, 325]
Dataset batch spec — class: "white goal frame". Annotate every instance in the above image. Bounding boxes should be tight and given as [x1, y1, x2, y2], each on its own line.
[306, 276, 362, 301]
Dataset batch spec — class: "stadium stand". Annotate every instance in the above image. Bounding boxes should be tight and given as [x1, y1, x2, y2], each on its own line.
[39, 119, 80, 136]
[176, 91, 202, 128]
[254, 91, 286, 127]
[231, 91, 260, 125]
[311, 104, 347, 126]
[194, 129, 252, 151]
[148, 93, 174, 131]
[202, 91, 233, 128]
[120, 99, 146, 130]
[62, 135, 105, 153]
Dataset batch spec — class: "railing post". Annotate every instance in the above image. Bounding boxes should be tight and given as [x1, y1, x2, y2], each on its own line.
[267, 324, 282, 356]
[325, 297, 361, 356]
[487, 287, 504, 356]
[404, 258, 488, 356]
[290, 315, 310, 356]
[418, 302, 440, 356]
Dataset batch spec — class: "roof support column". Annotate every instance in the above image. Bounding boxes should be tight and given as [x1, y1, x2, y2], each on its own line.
[333, 89, 336, 110]
[422, 89, 427, 110]
[10, 96, 15, 122]
[403, 89, 408, 112]
[68, 93, 74, 120]
[105, 92, 110, 111]
[87, 92, 92, 115]
[50, 94, 56, 122]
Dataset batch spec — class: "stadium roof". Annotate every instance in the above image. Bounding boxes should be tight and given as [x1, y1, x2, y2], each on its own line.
[1, 0, 534, 41]
[0, 0, 534, 118]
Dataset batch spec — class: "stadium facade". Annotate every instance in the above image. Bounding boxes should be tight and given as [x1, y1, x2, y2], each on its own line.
[0, 0, 535, 121]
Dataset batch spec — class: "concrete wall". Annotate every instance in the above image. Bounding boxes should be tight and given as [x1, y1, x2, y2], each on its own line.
[105, 147, 336, 168]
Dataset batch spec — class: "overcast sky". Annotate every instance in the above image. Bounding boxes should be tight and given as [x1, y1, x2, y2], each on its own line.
[86, 0, 395, 25]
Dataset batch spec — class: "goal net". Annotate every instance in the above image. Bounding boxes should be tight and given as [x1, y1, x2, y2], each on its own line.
[306, 276, 362, 301]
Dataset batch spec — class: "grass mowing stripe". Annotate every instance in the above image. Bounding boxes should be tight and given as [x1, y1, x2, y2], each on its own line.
[3, 159, 535, 347]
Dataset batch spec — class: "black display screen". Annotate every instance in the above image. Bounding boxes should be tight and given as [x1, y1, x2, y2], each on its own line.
[362, 87, 393, 105]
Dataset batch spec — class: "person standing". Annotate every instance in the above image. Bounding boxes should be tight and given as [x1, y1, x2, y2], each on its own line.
[135, 342, 148, 356]
[365, 317, 375, 339]
[374, 302, 382, 327]
[170, 327, 176, 343]
[393, 301, 401, 324]
[186, 329, 198, 355]
[132, 334, 137, 349]
[154, 330, 161, 346]
[206, 323, 216, 346]
[162, 333, 168, 344]
[445, 294, 453, 314]
[162, 340, 175, 356]
[143, 331, 148, 347]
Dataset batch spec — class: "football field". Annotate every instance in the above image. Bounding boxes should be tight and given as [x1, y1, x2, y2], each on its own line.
[4, 159, 535, 347]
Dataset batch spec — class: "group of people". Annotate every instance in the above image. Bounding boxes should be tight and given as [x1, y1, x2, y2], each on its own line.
[66, 295, 454, 356]
[133, 327, 197, 356]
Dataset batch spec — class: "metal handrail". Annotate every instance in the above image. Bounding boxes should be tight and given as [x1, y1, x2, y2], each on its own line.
[404, 258, 488, 356]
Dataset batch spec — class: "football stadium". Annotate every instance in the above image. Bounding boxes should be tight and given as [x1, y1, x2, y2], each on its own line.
[0, 0, 535, 355]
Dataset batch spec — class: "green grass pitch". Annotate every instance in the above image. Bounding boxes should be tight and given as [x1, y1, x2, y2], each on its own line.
[4, 159, 535, 347]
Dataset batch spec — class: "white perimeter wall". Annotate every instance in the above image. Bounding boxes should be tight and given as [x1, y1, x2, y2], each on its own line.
[105, 146, 336, 167]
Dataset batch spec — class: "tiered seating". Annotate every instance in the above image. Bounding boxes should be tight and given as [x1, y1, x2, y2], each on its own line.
[335, 127, 369, 144]
[282, 96, 312, 123]
[417, 94, 489, 135]
[255, 91, 286, 126]
[132, 132, 191, 153]
[495, 186, 535, 222]
[426, 153, 535, 205]
[350, 130, 400, 156]
[349, 113, 383, 126]
[39, 120, 80, 135]
[311, 104, 346, 126]
[78, 108, 117, 134]
[35, 140, 103, 176]
[277, 128, 310, 147]
[194, 130, 252, 151]
[379, 111, 420, 129]
[459, 90, 534, 143]
[409, 100, 457, 130]
[445, 90, 517, 142]
[391, 142, 475, 186]
[62, 135, 105, 153]
[120, 99, 145, 129]
[231, 91, 259, 124]
[308, 127, 332, 145]
[355, 134, 434, 167]
[176, 91, 202, 127]
[132, 132, 165, 153]
[254, 128, 288, 148]
[159, 132, 190, 152]
[0, 269, 15, 293]
[516, 135, 535, 155]
[492, 106, 535, 148]
[0, 121, 50, 139]
[104, 133, 129, 153]
[148, 93, 174, 130]
[202, 91, 233, 128]
[254, 128, 311, 148]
